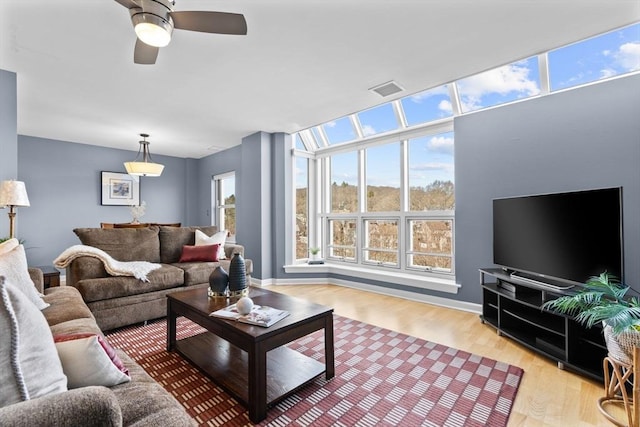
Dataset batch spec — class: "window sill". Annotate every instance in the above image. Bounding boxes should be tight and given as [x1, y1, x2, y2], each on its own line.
[283, 262, 460, 294]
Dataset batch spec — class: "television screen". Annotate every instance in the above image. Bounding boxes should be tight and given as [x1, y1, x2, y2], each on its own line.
[493, 187, 623, 288]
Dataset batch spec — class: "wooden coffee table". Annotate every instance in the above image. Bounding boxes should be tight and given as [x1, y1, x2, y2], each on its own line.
[166, 287, 334, 423]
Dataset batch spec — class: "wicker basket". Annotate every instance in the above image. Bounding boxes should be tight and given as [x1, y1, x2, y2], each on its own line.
[603, 324, 640, 366]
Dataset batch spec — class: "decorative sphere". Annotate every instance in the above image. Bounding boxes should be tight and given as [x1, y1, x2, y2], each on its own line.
[236, 297, 254, 315]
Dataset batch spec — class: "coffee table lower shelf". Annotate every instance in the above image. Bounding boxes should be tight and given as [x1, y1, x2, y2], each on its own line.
[175, 332, 326, 406]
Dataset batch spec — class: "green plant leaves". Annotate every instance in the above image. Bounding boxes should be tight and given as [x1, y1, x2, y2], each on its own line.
[542, 272, 640, 335]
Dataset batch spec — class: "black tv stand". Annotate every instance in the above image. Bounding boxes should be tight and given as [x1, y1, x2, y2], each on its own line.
[480, 268, 606, 382]
[509, 271, 575, 290]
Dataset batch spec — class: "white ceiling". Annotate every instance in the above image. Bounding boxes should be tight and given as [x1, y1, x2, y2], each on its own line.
[1, 1, 638, 158]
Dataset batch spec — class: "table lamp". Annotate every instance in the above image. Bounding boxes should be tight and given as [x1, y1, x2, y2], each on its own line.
[0, 180, 30, 239]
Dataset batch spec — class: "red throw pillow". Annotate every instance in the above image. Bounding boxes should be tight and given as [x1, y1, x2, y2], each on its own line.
[179, 244, 219, 262]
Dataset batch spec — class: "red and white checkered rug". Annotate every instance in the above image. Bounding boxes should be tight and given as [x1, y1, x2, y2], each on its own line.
[106, 315, 523, 426]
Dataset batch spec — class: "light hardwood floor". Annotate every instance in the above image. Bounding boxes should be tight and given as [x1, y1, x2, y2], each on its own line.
[268, 283, 618, 427]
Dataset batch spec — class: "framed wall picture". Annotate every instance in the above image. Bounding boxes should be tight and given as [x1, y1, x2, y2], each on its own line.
[101, 171, 140, 206]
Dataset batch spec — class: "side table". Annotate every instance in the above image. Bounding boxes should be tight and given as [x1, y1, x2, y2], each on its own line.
[597, 348, 640, 427]
[35, 265, 61, 288]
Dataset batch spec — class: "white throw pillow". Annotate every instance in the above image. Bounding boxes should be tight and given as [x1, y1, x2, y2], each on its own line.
[0, 239, 49, 310]
[54, 334, 131, 389]
[195, 229, 227, 260]
[0, 277, 67, 407]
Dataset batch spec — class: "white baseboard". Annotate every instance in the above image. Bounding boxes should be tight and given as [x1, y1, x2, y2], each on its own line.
[250, 276, 481, 314]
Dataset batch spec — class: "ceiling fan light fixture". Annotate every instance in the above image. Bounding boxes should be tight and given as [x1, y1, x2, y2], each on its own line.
[124, 133, 165, 177]
[132, 13, 173, 47]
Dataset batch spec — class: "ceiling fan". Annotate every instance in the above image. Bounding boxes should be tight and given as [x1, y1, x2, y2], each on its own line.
[114, 0, 247, 64]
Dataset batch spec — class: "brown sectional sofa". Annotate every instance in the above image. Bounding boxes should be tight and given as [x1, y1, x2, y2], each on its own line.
[0, 269, 195, 426]
[66, 225, 252, 331]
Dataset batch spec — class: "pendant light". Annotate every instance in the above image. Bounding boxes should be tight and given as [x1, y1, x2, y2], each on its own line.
[124, 133, 164, 177]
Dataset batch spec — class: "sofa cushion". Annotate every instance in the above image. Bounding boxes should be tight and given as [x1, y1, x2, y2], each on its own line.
[54, 334, 130, 389]
[74, 226, 161, 263]
[0, 385, 124, 426]
[0, 277, 67, 407]
[179, 244, 219, 263]
[42, 286, 95, 327]
[159, 226, 218, 264]
[195, 229, 227, 260]
[50, 317, 104, 337]
[75, 264, 184, 303]
[173, 260, 231, 287]
[0, 239, 49, 310]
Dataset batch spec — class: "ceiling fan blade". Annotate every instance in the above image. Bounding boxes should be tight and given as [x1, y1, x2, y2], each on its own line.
[134, 39, 159, 64]
[170, 11, 247, 35]
[113, 0, 138, 9]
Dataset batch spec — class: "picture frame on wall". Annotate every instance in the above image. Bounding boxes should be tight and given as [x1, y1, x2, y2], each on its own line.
[101, 171, 140, 206]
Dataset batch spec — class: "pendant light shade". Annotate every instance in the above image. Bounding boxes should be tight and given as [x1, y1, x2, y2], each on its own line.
[124, 133, 164, 177]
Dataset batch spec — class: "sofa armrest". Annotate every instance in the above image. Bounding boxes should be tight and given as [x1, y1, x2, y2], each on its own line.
[28, 267, 44, 294]
[0, 386, 123, 427]
[65, 257, 107, 288]
[224, 243, 244, 259]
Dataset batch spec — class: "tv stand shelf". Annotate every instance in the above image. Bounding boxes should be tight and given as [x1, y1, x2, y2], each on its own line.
[480, 268, 607, 382]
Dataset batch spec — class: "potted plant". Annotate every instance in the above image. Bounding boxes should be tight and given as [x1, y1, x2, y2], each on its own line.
[543, 272, 640, 365]
[309, 247, 321, 261]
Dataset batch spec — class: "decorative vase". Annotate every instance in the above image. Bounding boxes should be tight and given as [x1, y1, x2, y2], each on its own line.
[236, 297, 254, 315]
[228, 252, 247, 296]
[208, 266, 229, 297]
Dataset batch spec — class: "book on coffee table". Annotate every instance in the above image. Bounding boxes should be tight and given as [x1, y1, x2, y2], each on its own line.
[210, 304, 290, 327]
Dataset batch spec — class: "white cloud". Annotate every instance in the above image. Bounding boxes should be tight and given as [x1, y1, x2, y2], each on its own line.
[324, 120, 337, 128]
[410, 162, 454, 173]
[600, 68, 617, 79]
[332, 172, 357, 185]
[409, 85, 449, 103]
[457, 63, 540, 110]
[427, 135, 454, 154]
[361, 124, 376, 136]
[615, 42, 640, 71]
[438, 99, 452, 114]
[598, 42, 640, 79]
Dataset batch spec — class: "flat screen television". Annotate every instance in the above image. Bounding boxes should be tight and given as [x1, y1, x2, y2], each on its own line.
[493, 187, 623, 289]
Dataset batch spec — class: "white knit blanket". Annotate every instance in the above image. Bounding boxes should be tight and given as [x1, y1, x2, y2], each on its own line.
[54, 245, 161, 282]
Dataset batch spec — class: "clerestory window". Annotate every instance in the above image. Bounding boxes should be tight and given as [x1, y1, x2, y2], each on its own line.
[292, 22, 639, 286]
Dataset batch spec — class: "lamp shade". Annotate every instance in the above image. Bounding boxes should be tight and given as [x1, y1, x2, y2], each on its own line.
[124, 161, 165, 177]
[124, 133, 164, 177]
[0, 180, 30, 207]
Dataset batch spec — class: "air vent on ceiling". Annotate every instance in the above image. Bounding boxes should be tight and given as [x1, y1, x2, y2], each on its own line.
[369, 81, 404, 97]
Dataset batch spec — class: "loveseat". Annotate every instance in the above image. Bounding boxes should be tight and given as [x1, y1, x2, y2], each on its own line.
[64, 225, 252, 331]
[0, 265, 195, 426]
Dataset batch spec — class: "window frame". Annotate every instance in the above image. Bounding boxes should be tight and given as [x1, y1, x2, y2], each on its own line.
[312, 120, 456, 279]
[213, 171, 236, 242]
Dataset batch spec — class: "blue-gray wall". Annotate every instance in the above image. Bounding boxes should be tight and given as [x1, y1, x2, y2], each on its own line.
[17, 136, 189, 265]
[455, 74, 640, 303]
[271, 133, 294, 278]
[193, 132, 289, 281]
[0, 70, 18, 238]
[192, 144, 242, 227]
[239, 132, 273, 279]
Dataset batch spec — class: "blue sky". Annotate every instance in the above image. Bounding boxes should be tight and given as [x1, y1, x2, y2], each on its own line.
[296, 23, 640, 190]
